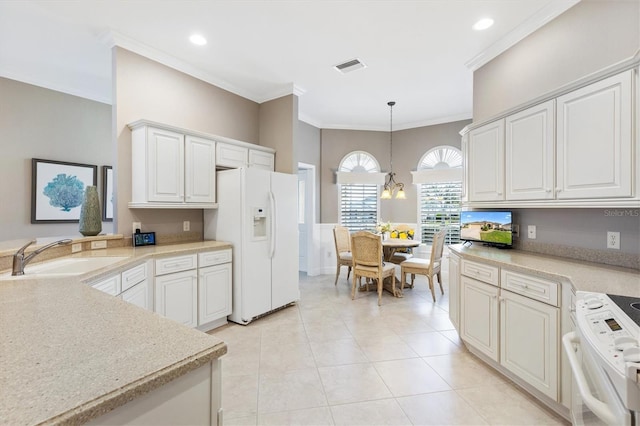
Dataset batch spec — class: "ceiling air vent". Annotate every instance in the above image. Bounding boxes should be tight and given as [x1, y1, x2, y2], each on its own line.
[334, 58, 367, 74]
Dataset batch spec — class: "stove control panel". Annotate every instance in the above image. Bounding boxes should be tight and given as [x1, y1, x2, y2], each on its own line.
[577, 293, 639, 373]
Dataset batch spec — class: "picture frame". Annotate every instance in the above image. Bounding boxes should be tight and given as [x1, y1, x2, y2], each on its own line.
[31, 158, 97, 223]
[102, 165, 113, 221]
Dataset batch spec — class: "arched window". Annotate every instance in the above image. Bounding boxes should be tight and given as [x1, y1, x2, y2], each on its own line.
[414, 146, 463, 244]
[337, 151, 383, 231]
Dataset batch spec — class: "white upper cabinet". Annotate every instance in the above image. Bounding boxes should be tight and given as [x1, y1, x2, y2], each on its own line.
[462, 67, 637, 207]
[468, 120, 505, 202]
[146, 127, 185, 203]
[505, 100, 555, 200]
[556, 70, 633, 199]
[249, 150, 275, 171]
[185, 136, 216, 204]
[129, 123, 216, 208]
[216, 142, 248, 169]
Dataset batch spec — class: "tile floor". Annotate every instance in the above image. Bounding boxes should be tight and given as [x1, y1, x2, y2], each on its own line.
[210, 259, 569, 426]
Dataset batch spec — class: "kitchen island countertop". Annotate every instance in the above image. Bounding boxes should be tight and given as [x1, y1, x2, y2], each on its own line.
[0, 240, 231, 425]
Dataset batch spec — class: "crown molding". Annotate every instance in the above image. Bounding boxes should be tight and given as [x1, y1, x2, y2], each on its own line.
[0, 68, 112, 105]
[465, 0, 581, 71]
[315, 112, 472, 132]
[103, 30, 262, 103]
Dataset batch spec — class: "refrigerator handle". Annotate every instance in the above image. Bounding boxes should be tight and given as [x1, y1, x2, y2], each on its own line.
[269, 190, 276, 259]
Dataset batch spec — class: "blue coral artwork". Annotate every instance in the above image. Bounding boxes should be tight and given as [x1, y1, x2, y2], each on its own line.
[32, 159, 97, 223]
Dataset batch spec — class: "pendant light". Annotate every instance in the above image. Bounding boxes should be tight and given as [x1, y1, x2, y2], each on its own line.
[381, 101, 405, 199]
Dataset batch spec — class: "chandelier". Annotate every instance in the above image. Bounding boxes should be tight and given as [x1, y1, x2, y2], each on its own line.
[380, 101, 406, 199]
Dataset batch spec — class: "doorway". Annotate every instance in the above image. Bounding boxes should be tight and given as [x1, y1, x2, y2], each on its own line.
[297, 163, 315, 273]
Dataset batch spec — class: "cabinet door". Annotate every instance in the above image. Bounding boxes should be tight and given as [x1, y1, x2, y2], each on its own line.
[500, 289, 559, 400]
[121, 280, 152, 311]
[90, 274, 121, 296]
[556, 70, 633, 199]
[448, 254, 460, 331]
[147, 127, 185, 202]
[468, 120, 505, 201]
[249, 150, 275, 171]
[198, 263, 232, 325]
[216, 142, 248, 168]
[506, 100, 555, 200]
[460, 133, 468, 202]
[460, 276, 499, 361]
[185, 136, 216, 204]
[155, 270, 198, 327]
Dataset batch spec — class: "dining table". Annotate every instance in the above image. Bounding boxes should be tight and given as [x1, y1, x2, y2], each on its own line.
[382, 238, 421, 262]
[379, 238, 421, 296]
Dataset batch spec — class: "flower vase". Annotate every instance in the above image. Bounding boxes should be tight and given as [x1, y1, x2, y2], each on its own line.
[79, 185, 102, 236]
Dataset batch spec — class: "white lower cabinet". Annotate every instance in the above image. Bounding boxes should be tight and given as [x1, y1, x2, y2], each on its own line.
[155, 270, 198, 328]
[121, 280, 152, 311]
[500, 289, 559, 400]
[460, 276, 500, 361]
[153, 250, 232, 331]
[198, 263, 232, 325]
[455, 254, 563, 410]
[90, 274, 121, 296]
[448, 253, 460, 331]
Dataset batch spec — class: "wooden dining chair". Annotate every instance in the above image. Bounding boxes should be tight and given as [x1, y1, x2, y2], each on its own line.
[400, 229, 447, 302]
[333, 226, 353, 285]
[350, 231, 396, 306]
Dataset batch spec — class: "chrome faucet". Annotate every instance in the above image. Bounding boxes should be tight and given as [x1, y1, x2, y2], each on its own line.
[12, 239, 73, 276]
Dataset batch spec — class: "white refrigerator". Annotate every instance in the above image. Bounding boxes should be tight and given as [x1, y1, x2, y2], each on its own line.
[204, 167, 299, 325]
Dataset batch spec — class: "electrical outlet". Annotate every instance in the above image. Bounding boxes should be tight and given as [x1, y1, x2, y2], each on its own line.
[527, 225, 536, 239]
[71, 243, 82, 253]
[91, 240, 107, 250]
[132, 222, 141, 234]
[183, 221, 190, 232]
[607, 231, 620, 249]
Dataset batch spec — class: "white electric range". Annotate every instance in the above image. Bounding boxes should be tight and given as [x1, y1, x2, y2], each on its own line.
[564, 292, 640, 426]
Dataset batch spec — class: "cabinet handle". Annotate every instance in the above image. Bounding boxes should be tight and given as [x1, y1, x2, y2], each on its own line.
[545, 188, 552, 193]
[556, 188, 562, 192]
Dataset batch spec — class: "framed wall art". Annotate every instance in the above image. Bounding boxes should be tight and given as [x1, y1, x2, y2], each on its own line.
[102, 165, 113, 221]
[31, 158, 97, 223]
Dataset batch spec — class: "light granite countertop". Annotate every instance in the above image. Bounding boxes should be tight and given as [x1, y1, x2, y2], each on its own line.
[449, 244, 639, 297]
[0, 240, 231, 425]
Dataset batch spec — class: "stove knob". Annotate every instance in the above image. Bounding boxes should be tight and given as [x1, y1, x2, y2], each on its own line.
[614, 336, 637, 351]
[622, 346, 640, 363]
[586, 299, 604, 309]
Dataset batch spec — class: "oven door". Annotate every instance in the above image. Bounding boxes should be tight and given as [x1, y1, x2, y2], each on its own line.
[563, 331, 633, 426]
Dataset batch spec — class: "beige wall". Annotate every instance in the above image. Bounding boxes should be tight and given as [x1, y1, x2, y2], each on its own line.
[259, 95, 297, 173]
[0, 77, 113, 241]
[113, 47, 260, 241]
[473, 0, 640, 122]
[297, 120, 321, 221]
[320, 119, 470, 224]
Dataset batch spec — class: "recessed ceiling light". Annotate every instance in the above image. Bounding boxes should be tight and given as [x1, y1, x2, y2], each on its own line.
[189, 34, 207, 46]
[473, 18, 494, 31]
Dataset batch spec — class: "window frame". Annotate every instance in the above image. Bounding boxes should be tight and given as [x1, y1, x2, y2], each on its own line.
[337, 151, 382, 232]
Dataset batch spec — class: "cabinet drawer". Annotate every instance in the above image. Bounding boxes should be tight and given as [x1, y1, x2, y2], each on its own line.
[501, 270, 559, 306]
[122, 262, 148, 292]
[461, 259, 499, 286]
[199, 249, 232, 268]
[155, 254, 197, 276]
[90, 274, 121, 296]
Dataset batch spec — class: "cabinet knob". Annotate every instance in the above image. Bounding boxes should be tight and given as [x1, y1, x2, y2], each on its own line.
[545, 188, 552, 193]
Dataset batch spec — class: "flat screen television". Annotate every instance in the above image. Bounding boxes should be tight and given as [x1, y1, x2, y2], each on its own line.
[460, 210, 513, 248]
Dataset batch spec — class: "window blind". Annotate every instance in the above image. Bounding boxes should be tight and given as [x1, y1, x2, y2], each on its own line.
[340, 184, 378, 231]
[419, 181, 462, 244]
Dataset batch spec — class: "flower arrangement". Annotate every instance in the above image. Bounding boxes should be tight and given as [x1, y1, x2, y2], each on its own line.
[390, 229, 415, 239]
[375, 221, 390, 234]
